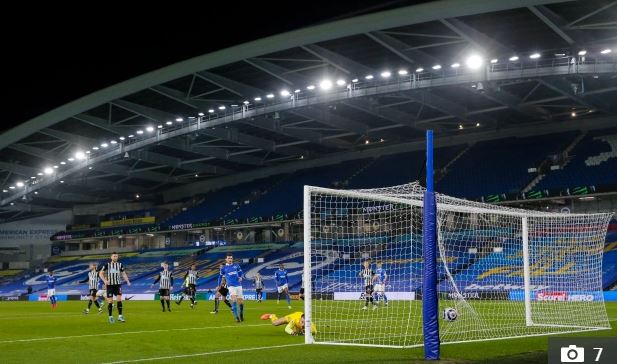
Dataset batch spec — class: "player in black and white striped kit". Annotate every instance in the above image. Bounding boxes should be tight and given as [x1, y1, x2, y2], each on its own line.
[99, 252, 131, 323]
[360, 260, 377, 310]
[176, 264, 198, 308]
[80, 263, 103, 314]
[153, 262, 174, 312]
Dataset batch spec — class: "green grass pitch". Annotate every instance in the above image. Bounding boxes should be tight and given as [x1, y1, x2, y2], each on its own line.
[0, 300, 615, 363]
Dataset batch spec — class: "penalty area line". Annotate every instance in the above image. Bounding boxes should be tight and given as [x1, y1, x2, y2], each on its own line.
[100, 343, 305, 363]
[0, 324, 270, 344]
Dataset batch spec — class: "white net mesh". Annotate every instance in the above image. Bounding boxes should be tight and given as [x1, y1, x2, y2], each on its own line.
[305, 182, 612, 348]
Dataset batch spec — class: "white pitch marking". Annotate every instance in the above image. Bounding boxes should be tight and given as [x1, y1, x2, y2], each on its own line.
[100, 344, 305, 364]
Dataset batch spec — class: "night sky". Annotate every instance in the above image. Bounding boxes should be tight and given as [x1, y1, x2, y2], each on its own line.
[2, 1, 427, 133]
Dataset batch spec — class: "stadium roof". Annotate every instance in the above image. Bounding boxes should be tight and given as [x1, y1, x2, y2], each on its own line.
[1, 0, 616, 222]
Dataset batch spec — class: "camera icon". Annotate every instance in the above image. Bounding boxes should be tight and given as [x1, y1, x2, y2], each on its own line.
[561, 345, 585, 363]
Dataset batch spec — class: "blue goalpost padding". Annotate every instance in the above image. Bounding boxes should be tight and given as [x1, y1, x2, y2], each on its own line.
[423, 130, 440, 360]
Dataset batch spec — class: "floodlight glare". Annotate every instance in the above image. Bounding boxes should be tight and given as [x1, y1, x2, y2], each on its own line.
[601, 49, 611, 54]
[254, 97, 262, 101]
[364, 75, 374, 80]
[198, 112, 204, 116]
[306, 85, 316, 90]
[578, 50, 587, 56]
[175, 117, 183, 122]
[351, 79, 359, 83]
[280, 90, 290, 97]
[16, 182, 24, 187]
[75, 151, 86, 160]
[465, 55, 483, 69]
[432, 65, 441, 70]
[380, 71, 391, 78]
[136, 130, 143, 135]
[319, 79, 333, 90]
[416, 68, 424, 72]
[110, 140, 118, 144]
[44, 167, 53, 175]
[266, 94, 275, 98]
[509, 56, 519, 61]
[451, 63, 460, 68]
[101, 143, 109, 148]
[146, 126, 154, 132]
[398, 69, 408, 75]
[490, 59, 498, 64]
[529, 53, 541, 59]
[336, 79, 346, 86]
[208, 109, 214, 113]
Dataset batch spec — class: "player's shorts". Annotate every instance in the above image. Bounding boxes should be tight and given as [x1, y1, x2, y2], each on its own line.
[96, 289, 106, 297]
[256, 288, 263, 293]
[374, 284, 384, 292]
[47, 289, 56, 296]
[218, 286, 229, 296]
[89, 289, 98, 297]
[364, 284, 374, 294]
[228, 285, 243, 297]
[277, 283, 289, 293]
[159, 289, 170, 297]
[106, 284, 122, 298]
[188, 284, 196, 293]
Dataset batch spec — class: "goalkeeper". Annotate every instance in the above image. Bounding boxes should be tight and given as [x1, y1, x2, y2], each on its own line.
[261, 311, 316, 336]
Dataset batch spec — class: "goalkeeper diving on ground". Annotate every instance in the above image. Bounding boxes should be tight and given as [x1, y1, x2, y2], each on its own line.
[261, 311, 316, 336]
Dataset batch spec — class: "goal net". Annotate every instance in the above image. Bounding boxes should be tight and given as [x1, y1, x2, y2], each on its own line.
[303, 182, 612, 348]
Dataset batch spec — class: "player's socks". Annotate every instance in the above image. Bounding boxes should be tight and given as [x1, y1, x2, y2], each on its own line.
[108, 302, 113, 316]
[239, 303, 244, 321]
[231, 302, 238, 320]
[214, 299, 220, 312]
[88, 300, 93, 309]
[161, 299, 165, 310]
[224, 299, 232, 308]
[166, 300, 171, 311]
[286, 294, 291, 306]
[94, 300, 100, 308]
[383, 294, 388, 305]
[176, 296, 184, 305]
[117, 301, 123, 315]
[190, 297, 195, 305]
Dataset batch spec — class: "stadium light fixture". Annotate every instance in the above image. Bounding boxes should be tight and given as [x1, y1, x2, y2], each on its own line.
[294, 89, 301, 93]
[175, 117, 183, 122]
[30, 176, 36, 179]
[451, 63, 460, 68]
[146, 126, 154, 132]
[75, 151, 86, 160]
[218, 105, 226, 110]
[194, 174, 198, 178]
[432, 65, 441, 70]
[44, 167, 53, 175]
[67, 157, 75, 161]
[306, 85, 316, 90]
[336, 79, 346, 86]
[476, 122, 481, 127]
[465, 55, 483, 69]
[351, 78, 359, 83]
[490, 59, 498, 64]
[320, 79, 333, 90]
[110, 140, 118, 144]
[416, 67, 424, 72]
[157, 125, 162, 129]
[9, 186, 15, 189]
[208, 109, 214, 113]
[380, 71, 391, 78]
[458, 124, 463, 130]
[85, 151, 90, 154]
[254, 97, 262, 101]
[243, 100, 250, 105]
[92, 146, 99, 150]
[398, 69, 408, 75]
[266, 94, 275, 99]
[578, 50, 587, 56]
[601, 49, 611, 54]
[2, 190, 7, 193]
[364, 75, 374, 80]
[53, 165, 59, 168]
[198, 112, 204, 116]
[60, 161, 66, 165]
[135, 194, 140, 199]
[571, 112, 577, 117]
[280, 90, 290, 97]
[365, 140, 370, 145]
[16, 181, 24, 187]
[509, 56, 519, 61]
[101, 143, 109, 148]
[37, 172, 43, 176]
[34, 191, 38, 195]
[119, 136, 126, 140]
[529, 53, 541, 59]
[9, 202, 14, 206]
[60, 180, 64, 184]
[555, 53, 566, 56]
[136, 130, 143, 135]
[88, 166, 92, 170]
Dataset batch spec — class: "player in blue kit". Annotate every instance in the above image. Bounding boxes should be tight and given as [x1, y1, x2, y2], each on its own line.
[46, 270, 58, 310]
[274, 263, 291, 309]
[374, 262, 388, 306]
[220, 253, 244, 322]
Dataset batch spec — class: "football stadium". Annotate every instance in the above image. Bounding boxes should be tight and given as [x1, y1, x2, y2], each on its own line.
[1, 0, 616, 363]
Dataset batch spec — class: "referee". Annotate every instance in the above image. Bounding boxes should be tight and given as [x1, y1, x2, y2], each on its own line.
[99, 252, 131, 323]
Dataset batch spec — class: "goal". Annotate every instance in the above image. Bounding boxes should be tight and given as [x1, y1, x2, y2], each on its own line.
[302, 182, 612, 348]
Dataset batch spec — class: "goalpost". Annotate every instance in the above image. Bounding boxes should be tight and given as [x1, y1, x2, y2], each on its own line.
[303, 131, 612, 358]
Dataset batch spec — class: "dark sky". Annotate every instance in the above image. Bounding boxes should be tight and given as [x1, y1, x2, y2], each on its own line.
[2, 1, 428, 133]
